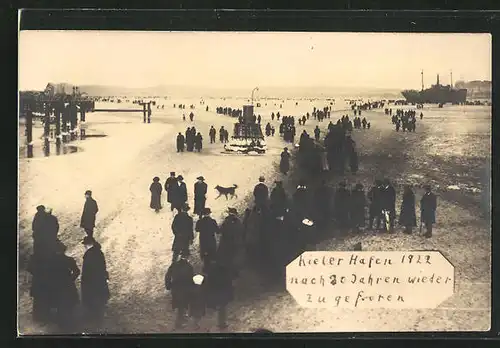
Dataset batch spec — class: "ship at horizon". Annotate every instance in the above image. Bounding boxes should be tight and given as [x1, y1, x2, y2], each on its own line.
[401, 71, 467, 104]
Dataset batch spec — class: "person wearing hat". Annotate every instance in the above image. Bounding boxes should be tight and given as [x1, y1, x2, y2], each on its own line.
[279, 147, 291, 175]
[420, 184, 437, 238]
[194, 132, 203, 152]
[399, 184, 417, 234]
[32, 205, 48, 256]
[149, 177, 163, 213]
[253, 176, 269, 211]
[171, 203, 194, 263]
[367, 179, 383, 231]
[193, 176, 208, 219]
[80, 190, 99, 238]
[350, 183, 367, 233]
[176, 132, 185, 152]
[195, 207, 219, 272]
[216, 208, 244, 276]
[81, 236, 110, 325]
[165, 251, 195, 329]
[172, 175, 188, 214]
[334, 181, 351, 234]
[164, 172, 178, 212]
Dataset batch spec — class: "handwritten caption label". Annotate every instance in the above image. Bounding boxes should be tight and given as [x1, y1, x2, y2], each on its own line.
[286, 251, 454, 309]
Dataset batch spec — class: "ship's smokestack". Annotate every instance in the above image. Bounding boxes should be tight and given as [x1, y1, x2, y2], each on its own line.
[436, 74, 440, 86]
[421, 70, 424, 91]
[450, 71, 453, 88]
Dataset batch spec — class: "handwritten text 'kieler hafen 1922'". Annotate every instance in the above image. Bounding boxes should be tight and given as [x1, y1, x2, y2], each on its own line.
[286, 251, 455, 309]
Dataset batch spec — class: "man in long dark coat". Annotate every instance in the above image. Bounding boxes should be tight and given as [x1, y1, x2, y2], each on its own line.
[209, 126, 216, 144]
[164, 172, 178, 212]
[270, 181, 287, 218]
[194, 132, 203, 152]
[216, 208, 244, 277]
[195, 207, 218, 272]
[32, 205, 47, 255]
[80, 190, 99, 237]
[399, 184, 417, 234]
[253, 176, 269, 211]
[350, 183, 367, 232]
[219, 126, 225, 143]
[368, 180, 383, 231]
[380, 179, 396, 232]
[279, 148, 291, 175]
[204, 260, 234, 330]
[81, 236, 110, 325]
[176, 132, 185, 152]
[171, 204, 194, 263]
[51, 241, 81, 331]
[420, 184, 437, 238]
[165, 253, 194, 328]
[334, 181, 351, 234]
[193, 176, 208, 218]
[172, 175, 188, 213]
[27, 252, 54, 322]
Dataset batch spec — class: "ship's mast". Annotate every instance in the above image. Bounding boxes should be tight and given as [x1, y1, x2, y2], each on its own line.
[450, 70, 453, 88]
[421, 70, 424, 91]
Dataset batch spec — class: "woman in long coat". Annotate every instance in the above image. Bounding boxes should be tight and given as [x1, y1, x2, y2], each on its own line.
[350, 183, 367, 232]
[399, 184, 417, 233]
[81, 236, 110, 323]
[279, 148, 291, 175]
[150, 177, 163, 212]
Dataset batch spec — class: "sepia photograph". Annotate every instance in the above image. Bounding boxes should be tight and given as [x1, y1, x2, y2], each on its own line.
[17, 30, 491, 334]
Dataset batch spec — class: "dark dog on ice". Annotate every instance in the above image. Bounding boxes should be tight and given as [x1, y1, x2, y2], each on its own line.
[214, 184, 238, 200]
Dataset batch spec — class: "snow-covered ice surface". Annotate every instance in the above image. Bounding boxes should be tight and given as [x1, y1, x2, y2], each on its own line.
[19, 99, 490, 334]
[19, 98, 349, 334]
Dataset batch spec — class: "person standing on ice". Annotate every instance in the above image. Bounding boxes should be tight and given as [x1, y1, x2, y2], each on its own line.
[164, 252, 194, 329]
[350, 183, 367, 233]
[172, 175, 188, 213]
[216, 208, 244, 277]
[380, 179, 397, 233]
[399, 184, 417, 234]
[420, 184, 437, 238]
[219, 126, 225, 143]
[279, 148, 291, 175]
[171, 204, 194, 263]
[270, 180, 288, 218]
[164, 172, 178, 212]
[189, 112, 194, 122]
[334, 181, 351, 235]
[80, 190, 99, 238]
[195, 207, 218, 272]
[194, 132, 203, 152]
[203, 260, 234, 330]
[81, 236, 110, 326]
[209, 126, 216, 144]
[176, 132, 185, 152]
[193, 176, 207, 218]
[253, 176, 269, 211]
[314, 126, 321, 142]
[150, 177, 163, 213]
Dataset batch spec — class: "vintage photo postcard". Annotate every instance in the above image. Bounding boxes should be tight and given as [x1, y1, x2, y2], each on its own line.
[18, 30, 491, 334]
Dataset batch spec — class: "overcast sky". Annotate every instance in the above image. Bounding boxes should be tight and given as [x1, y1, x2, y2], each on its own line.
[19, 31, 491, 91]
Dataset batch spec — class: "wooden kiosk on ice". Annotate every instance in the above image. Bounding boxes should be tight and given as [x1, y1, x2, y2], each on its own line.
[223, 104, 267, 154]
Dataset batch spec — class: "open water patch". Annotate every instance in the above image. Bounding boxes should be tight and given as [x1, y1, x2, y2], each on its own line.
[19, 144, 82, 159]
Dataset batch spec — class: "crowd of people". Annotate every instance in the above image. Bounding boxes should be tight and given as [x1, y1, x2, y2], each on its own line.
[26, 97, 440, 332]
[27, 191, 108, 331]
[390, 109, 420, 132]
